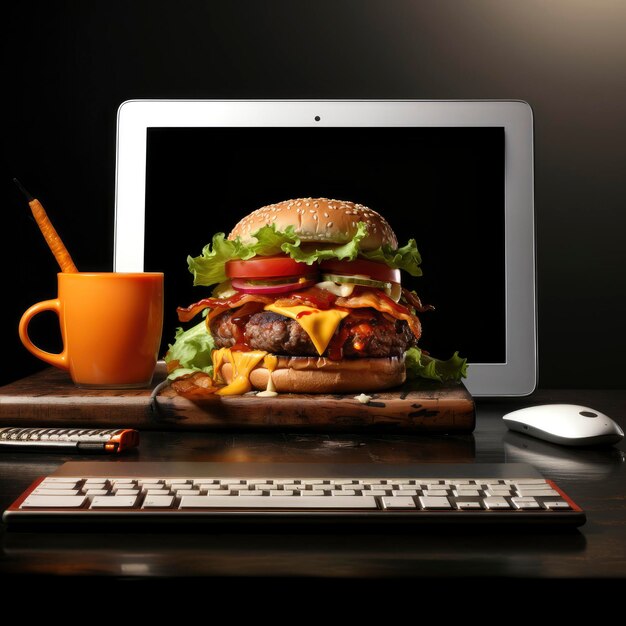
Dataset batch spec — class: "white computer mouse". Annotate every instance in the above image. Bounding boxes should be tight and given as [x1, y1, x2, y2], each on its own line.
[503, 404, 624, 447]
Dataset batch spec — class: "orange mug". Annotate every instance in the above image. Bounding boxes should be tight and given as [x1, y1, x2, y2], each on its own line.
[19, 272, 164, 388]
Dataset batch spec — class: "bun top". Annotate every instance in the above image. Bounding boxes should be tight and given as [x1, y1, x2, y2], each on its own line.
[228, 197, 398, 251]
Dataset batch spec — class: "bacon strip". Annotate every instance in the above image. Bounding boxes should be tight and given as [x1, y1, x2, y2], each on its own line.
[336, 291, 423, 340]
[273, 287, 337, 310]
[402, 288, 435, 313]
[170, 372, 220, 397]
[177, 293, 273, 322]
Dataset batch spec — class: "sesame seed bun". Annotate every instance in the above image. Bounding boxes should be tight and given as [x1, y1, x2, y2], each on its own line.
[228, 197, 398, 251]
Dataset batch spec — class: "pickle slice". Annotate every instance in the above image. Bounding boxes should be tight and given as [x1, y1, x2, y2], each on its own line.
[321, 273, 391, 290]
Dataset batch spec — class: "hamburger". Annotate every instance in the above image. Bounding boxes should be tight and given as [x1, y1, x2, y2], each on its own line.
[165, 197, 465, 396]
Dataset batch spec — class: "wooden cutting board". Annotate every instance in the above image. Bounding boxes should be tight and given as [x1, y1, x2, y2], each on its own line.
[0, 363, 475, 432]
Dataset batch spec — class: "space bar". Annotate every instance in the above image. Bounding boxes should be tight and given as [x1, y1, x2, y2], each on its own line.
[179, 496, 378, 509]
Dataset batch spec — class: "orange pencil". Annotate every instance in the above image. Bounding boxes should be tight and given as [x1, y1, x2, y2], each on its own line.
[14, 178, 78, 273]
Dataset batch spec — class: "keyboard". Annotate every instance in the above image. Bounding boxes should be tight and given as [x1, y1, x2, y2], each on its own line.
[2, 462, 586, 527]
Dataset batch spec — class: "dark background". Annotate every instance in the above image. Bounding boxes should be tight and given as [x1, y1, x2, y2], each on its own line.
[1, 1, 625, 389]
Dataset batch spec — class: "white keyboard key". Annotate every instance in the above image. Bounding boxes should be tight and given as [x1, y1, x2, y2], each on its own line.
[84, 478, 108, 485]
[331, 490, 355, 496]
[516, 488, 560, 497]
[542, 501, 571, 510]
[453, 490, 481, 497]
[237, 490, 265, 496]
[32, 489, 80, 496]
[36, 483, 78, 491]
[397, 484, 419, 490]
[454, 501, 482, 510]
[419, 496, 452, 509]
[303, 480, 325, 485]
[142, 496, 174, 508]
[91, 496, 137, 508]
[483, 497, 511, 509]
[179, 496, 377, 509]
[422, 490, 448, 497]
[512, 479, 548, 485]
[176, 490, 201, 496]
[366, 490, 388, 496]
[146, 489, 171, 495]
[300, 490, 326, 496]
[21, 495, 86, 509]
[115, 489, 140, 496]
[170, 483, 194, 490]
[40, 477, 81, 485]
[269, 490, 294, 496]
[85, 489, 109, 496]
[392, 490, 418, 496]
[140, 483, 164, 490]
[381, 497, 416, 509]
[485, 489, 512, 497]
[512, 498, 541, 510]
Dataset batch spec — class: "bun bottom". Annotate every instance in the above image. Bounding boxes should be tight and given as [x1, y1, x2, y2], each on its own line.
[220, 355, 406, 394]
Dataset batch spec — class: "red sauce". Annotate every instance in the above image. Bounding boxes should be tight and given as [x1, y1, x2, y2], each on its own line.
[296, 309, 319, 319]
[327, 311, 377, 360]
[228, 302, 266, 351]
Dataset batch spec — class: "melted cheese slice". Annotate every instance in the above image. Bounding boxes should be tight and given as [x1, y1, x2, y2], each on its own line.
[212, 348, 267, 396]
[264, 304, 349, 355]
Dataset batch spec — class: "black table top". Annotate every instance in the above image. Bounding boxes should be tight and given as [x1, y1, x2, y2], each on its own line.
[1, 388, 625, 585]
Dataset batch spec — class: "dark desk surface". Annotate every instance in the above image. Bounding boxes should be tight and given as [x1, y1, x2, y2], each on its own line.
[1, 388, 625, 583]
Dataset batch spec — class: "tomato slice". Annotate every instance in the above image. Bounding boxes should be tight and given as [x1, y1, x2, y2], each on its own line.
[226, 256, 312, 279]
[319, 259, 401, 284]
[231, 277, 316, 294]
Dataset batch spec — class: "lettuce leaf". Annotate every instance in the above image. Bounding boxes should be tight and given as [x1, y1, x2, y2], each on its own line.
[187, 222, 423, 286]
[164, 320, 215, 380]
[405, 347, 468, 383]
[361, 239, 422, 277]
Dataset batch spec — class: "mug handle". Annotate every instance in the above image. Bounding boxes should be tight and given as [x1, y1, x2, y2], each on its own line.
[18, 299, 69, 370]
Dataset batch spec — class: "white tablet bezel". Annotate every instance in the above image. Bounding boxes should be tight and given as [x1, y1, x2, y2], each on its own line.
[114, 100, 536, 396]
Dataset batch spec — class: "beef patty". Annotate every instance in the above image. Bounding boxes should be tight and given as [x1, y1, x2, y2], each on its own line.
[210, 308, 417, 358]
